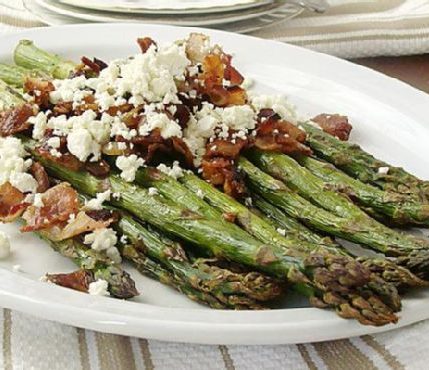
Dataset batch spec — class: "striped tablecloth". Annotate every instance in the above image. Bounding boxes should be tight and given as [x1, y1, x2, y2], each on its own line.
[1, 1, 429, 369]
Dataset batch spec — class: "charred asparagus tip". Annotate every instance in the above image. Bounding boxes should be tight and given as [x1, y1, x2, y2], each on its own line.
[336, 294, 398, 326]
[395, 249, 429, 281]
[358, 257, 429, 289]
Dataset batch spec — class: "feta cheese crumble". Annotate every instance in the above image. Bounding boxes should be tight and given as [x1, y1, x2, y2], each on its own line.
[84, 190, 111, 210]
[157, 161, 184, 179]
[276, 228, 286, 236]
[88, 279, 110, 296]
[84, 228, 118, 251]
[33, 193, 44, 208]
[378, 167, 390, 175]
[116, 154, 145, 182]
[0, 231, 11, 259]
[250, 94, 297, 123]
[0, 136, 38, 193]
[148, 187, 159, 196]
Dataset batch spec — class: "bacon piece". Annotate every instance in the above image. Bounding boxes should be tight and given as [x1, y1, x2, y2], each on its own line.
[129, 130, 194, 167]
[0, 103, 33, 137]
[205, 138, 248, 159]
[24, 78, 54, 109]
[222, 212, 237, 223]
[85, 160, 110, 178]
[81, 56, 108, 75]
[36, 147, 82, 172]
[29, 162, 50, 193]
[137, 37, 157, 53]
[45, 269, 95, 293]
[86, 209, 119, 224]
[224, 65, 244, 86]
[201, 157, 246, 198]
[172, 104, 191, 128]
[21, 183, 80, 232]
[202, 54, 224, 89]
[41, 210, 116, 241]
[171, 137, 194, 167]
[312, 114, 352, 141]
[207, 85, 247, 107]
[185, 33, 211, 63]
[0, 182, 27, 222]
[254, 117, 312, 156]
[52, 102, 73, 116]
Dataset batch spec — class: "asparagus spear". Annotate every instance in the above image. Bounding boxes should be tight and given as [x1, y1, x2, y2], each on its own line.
[239, 156, 429, 280]
[37, 233, 138, 299]
[122, 245, 230, 309]
[137, 168, 408, 305]
[14, 40, 75, 80]
[297, 155, 429, 226]
[25, 140, 399, 325]
[0, 63, 49, 87]
[253, 196, 427, 290]
[300, 122, 429, 202]
[117, 214, 282, 308]
[0, 80, 24, 110]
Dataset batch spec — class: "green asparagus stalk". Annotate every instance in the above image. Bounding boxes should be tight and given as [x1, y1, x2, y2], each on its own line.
[239, 156, 429, 280]
[14, 40, 75, 80]
[37, 233, 138, 299]
[253, 195, 427, 290]
[25, 140, 399, 325]
[297, 155, 429, 226]
[117, 214, 283, 308]
[136, 168, 408, 306]
[0, 80, 24, 110]
[300, 122, 429, 202]
[122, 245, 230, 309]
[0, 63, 49, 87]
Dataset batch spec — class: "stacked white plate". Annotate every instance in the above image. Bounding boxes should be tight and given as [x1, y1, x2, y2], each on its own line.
[24, 0, 328, 33]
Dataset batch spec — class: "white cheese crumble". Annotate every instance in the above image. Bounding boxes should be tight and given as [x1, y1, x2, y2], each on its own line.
[157, 161, 184, 179]
[28, 111, 48, 140]
[139, 111, 182, 139]
[196, 189, 204, 199]
[244, 197, 253, 207]
[84, 228, 118, 252]
[148, 187, 159, 196]
[378, 167, 390, 175]
[84, 190, 111, 211]
[0, 136, 37, 193]
[88, 279, 110, 296]
[116, 154, 145, 182]
[33, 193, 44, 208]
[250, 94, 297, 123]
[276, 228, 286, 236]
[46, 136, 61, 149]
[0, 232, 11, 260]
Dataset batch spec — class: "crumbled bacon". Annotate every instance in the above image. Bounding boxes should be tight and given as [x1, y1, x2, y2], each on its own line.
[206, 85, 247, 107]
[45, 269, 95, 293]
[85, 160, 110, 178]
[205, 138, 248, 159]
[21, 183, 80, 232]
[42, 210, 116, 241]
[185, 33, 211, 63]
[36, 147, 82, 172]
[223, 65, 244, 86]
[254, 116, 312, 156]
[137, 37, 157, 53]
[0, 103, 34, 137]
[86, 209, 119, 223]
[201, 157, 247, 198]
[81, 56, 108, 76]
[222, 212, 237, 223]
[311, 114, 352, 141]
[171, 104, 191, 128]
[128, 129, 194, 167]
[52, 102, 73, 116]
[0, 182, 27, 222]
[29, 162, 50, 193]
[24, 78, 54, 109]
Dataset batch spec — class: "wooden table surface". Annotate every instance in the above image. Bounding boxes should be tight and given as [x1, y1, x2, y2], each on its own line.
[353, 54, 429, 93]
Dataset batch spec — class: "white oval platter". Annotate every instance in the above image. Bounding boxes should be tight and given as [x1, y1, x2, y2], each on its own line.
[0, 24, 428, 345]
